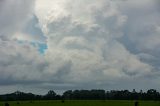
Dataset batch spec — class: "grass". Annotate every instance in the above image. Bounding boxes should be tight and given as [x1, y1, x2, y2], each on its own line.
[0, 100, 160, 106]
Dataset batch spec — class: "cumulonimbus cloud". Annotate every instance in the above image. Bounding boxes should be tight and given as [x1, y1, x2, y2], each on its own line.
[0, 0, 160, 93]
[35, 0, 153, 84]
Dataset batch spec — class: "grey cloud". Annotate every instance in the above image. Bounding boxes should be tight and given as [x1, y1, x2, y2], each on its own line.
[0, 0, 160, 94]
[0, 0, 35, 36]
[19, 15, 46, 43]
[0, 39, 46, 83]
[35, 0, 154, 89]
[117, 0, 160, 74]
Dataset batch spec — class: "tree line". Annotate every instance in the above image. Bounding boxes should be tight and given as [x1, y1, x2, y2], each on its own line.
[0, 89, 160, 101]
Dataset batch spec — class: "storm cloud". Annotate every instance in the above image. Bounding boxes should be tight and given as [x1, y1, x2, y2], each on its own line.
[0, 0, 160, 94]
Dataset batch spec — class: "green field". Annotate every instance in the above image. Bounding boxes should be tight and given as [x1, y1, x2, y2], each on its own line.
[0, 100, 160, 106]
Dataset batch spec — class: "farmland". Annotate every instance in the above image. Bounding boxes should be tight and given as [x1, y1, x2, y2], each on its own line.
[0, 100, 160, 106]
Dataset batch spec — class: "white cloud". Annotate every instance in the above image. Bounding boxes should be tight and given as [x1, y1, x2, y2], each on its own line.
[0, 0, 160, 93]
[35, 0, 153, 86]
[0, 0, 46, 87]
[0, 39, 46, 83]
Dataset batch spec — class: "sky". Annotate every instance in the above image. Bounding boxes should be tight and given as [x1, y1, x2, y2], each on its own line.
[0, 0, 160, 94]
